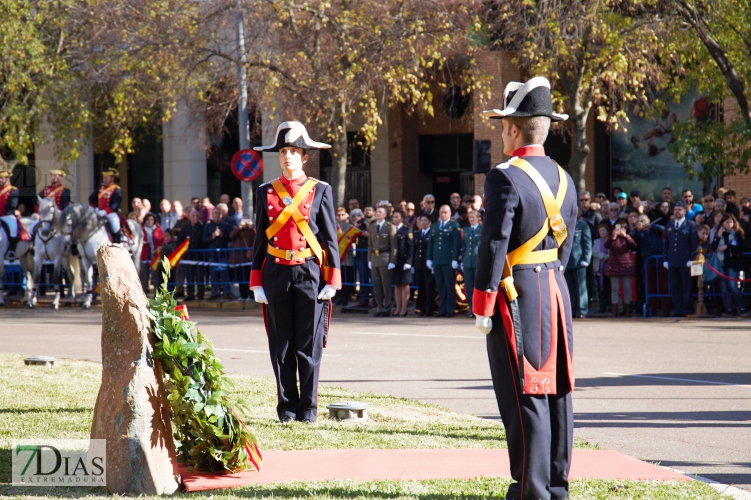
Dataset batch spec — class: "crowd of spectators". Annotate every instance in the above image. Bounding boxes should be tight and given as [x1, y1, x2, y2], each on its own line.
[571, 186, 751, 318]
[127, 184, 750, 318]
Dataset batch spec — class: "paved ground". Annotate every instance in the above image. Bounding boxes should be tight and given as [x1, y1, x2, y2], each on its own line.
[0, 307, 748, 491]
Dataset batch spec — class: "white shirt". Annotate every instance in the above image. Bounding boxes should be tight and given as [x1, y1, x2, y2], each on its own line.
[396, 223, 403, 230]
[675, 217, 686, 229]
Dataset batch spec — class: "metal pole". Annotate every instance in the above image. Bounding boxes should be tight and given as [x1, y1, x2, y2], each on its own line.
[236, 0, 253, 219]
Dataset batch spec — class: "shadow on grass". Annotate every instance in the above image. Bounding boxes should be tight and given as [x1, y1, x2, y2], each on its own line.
[0, 407, 90, 414]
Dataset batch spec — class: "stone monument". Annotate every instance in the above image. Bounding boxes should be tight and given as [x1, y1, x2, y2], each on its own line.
[90, 245, 181, 494]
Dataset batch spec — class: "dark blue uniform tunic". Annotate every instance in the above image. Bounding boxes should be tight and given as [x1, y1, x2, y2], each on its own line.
[473, 145, 578, 500]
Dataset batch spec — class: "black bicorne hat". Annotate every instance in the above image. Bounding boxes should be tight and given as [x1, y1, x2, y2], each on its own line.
[254, 121, 331, 153]
[483, 77, 568, 122]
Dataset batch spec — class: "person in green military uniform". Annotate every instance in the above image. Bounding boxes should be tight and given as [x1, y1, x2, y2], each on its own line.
[565, 218, 592, 318]
[368, 206, 397, 317]
[460, 210, 482, 318]
[427, 204, 461, 317]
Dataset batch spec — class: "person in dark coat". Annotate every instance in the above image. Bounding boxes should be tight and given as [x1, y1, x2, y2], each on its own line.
[250, 121, 341, 424]
[203, 204, 236, 299]
[428, 205, 461, 317]
[604, 218, 637, 317]
[711, 213, 749, 316]
[663, 202, 699, 317]
[0, 167, 22, 259]
[391, 209, 414, 316]
[351, 208, 372, 307]
[473, 77, 578, 500]
[460, 210, 482, 318]
[178, 208, 206, 301]
[413, 214, 436, 316]
[565, 219, 592, 318]
[229, 219, 256, 301]
[88, 167, 124, 243]
[632, 214, 669, 316]
[35, 169, 71, 211]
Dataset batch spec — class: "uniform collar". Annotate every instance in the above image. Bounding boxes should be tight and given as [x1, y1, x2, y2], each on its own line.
[511, 144, 546, 157]
[280, 172, 307, 186]
[396, 223, 403, 230]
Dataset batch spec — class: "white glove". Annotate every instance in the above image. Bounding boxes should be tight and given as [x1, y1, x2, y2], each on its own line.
[426, 260, 433, 270]
[387, 263, 396, 270]
[476, 315, 493, 334]
[451, 260, 458, 270]
[580, 261, 588, 267]
[460, 263, 464, 272]
[663, 262, 669, 270]
[251, 286, 268, 304]
[317, 284, 338, 301]
[403, 263, 412, 271]
[686, 260, 692, 267]
[368, 261, 372, 270]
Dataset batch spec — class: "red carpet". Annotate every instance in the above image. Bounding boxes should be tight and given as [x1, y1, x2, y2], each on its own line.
[180, 449, 689, 492]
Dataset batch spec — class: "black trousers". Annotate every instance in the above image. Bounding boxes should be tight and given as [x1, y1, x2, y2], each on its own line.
[668, 266, 693, 315]
[263, 258, 326, 421]
[487, 311, 573, 500]
[415, 268, 435, 314]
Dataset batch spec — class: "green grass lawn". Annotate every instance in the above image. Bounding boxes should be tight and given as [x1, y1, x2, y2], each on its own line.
[0, 354, 731, 499]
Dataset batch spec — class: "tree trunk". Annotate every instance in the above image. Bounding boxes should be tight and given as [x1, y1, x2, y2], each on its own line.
[330, 102, 348, 209]
[676, 1, 751, 124]
[567, 89, 592, 193]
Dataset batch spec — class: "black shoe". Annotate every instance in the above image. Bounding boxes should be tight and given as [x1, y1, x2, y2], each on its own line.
[437, 312, 447, 317]
[185, 296, 195, 302]
[279, 416, 294, 424]
[721, 310, 734, 317]
[301, 418, 315, 424]
[445, 313, 454, 318]
[373, 312, 381, 317]
[466, 313, 475, 319]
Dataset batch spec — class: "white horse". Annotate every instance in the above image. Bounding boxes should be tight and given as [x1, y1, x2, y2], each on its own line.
[27, 197, 77, 309]
[59, 204, 143, 309]
[0, 219, 35, 307]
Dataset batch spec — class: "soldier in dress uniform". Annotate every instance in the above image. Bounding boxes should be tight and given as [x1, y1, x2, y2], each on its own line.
[391, 209, 414, 317]
[564, 219, 592, 318]
[250, 121, 341, 423]
[368, 206, 397, 317]
[662, 201, 698, 317]
[35, 169, 71, 211]
[460, 210, 482, 318]
[0, 166, 22, 259]
[473, 77, 578, 500]
[88, 167, 124, 243]
[413, 214, 436, 316]
[427, 205, 460, 317]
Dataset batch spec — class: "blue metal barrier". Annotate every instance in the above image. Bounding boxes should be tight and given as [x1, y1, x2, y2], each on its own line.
[165, 247, 418, 297]
[642, 253, 751, 317]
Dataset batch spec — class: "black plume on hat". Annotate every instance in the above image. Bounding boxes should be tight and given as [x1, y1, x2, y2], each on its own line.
[484, 77, 568, 122]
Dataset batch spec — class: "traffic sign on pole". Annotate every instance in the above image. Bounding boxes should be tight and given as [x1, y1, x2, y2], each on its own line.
[230, 149, 263, 182]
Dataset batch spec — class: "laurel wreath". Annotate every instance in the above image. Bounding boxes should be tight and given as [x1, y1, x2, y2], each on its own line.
[146, 258, 261, 473]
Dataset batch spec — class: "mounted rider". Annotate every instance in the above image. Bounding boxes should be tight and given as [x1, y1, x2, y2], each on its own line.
[35, 169, 71, 211]
[0, 162, 24, 260]
[88, 167, 124, 244]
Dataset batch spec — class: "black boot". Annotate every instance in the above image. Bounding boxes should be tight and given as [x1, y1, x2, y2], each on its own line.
[7, 236, 19, 260]
[111, 231, 121, 244]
